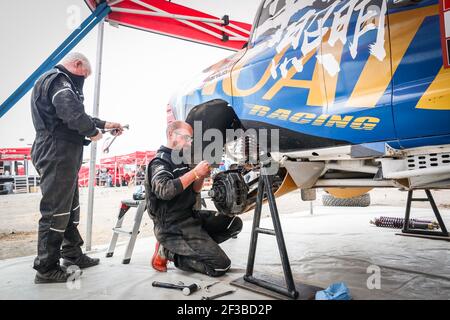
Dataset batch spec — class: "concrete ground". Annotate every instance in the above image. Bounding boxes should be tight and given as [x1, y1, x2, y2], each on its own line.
[0, 189, 449, 300]
[1, 187, 449, 260]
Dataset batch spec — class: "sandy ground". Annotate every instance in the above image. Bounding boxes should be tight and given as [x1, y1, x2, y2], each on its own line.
[0, 186, 449, 260]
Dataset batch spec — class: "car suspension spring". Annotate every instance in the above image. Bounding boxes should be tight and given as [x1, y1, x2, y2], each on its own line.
[370, 216, 440, 230]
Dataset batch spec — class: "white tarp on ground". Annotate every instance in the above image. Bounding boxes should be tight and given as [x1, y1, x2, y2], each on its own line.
[0, 205, 449, 300]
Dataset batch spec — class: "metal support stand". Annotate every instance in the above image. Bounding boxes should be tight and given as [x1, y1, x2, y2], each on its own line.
[106, 200, 147, 264]
[231, 157, 321, 300]
[397, 189, 450, 241]
[86, 19, 106, 251]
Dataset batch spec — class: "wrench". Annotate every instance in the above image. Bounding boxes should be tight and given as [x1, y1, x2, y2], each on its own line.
[201, 289, 236, 300]
[204, 281, 220, 293]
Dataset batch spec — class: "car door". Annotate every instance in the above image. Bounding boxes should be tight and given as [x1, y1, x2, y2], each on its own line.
[389, 0, 450, 145]
[320, 0, 397, 144]
[229, 0, 397, 152]
[227, 0, 344, 151]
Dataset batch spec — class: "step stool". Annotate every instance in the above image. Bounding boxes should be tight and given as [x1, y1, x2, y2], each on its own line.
[106, 199, 147, 264]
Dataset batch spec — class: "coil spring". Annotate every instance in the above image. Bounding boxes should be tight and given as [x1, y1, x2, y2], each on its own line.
[244, 134, 259, 164]
[370, 216, 440, 230]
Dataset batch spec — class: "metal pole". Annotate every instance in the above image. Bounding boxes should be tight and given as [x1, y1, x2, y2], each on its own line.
[86, 20, 105, 251]
[25, 159, 29, 193]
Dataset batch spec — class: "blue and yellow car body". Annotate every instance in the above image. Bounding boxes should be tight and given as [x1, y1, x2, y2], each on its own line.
[170, 0, 450, 192]
[171, 0, 449, 149]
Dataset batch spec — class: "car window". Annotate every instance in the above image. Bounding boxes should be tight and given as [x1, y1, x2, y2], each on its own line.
[252, 0, 287, 44]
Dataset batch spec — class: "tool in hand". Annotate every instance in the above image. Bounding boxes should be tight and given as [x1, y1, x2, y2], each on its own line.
[204, 281, 220, 293]
[102, 124, 129, 154]
[201, 289, 236, 300]
[101, 124, 130, 135]
[152, 281, 199, 296]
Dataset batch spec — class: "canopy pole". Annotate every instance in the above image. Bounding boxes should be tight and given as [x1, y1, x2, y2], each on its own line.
[86, 20, 105, 252]
[111, 7, 226, 24]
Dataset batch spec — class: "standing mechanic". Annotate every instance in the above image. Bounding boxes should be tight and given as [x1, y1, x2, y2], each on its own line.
[145, 120, 242, 277]
[31, 52, 124, 283]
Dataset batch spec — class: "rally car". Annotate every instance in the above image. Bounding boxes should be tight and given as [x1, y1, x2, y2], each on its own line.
[167, 0, 450, 213]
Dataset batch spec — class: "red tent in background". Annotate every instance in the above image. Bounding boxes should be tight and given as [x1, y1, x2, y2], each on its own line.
[84, 0, 252, 51]
[78, 150, 156, 187]
[0, 148, 31, 177]
[0, 148, 31, 161]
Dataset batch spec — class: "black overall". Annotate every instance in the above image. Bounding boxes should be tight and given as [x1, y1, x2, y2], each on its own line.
[145, 146, 243, 277]
[30, 65, 105, 273]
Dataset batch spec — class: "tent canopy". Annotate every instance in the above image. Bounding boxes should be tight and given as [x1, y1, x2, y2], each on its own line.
[84, 0, 252, 51]
[100, 151, 156, 166]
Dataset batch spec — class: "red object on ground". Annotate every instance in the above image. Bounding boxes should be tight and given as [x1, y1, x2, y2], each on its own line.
[84, 0, 251, 51]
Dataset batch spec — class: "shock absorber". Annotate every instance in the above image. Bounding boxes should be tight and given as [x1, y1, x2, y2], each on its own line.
[370, 216, 440, 230]
[244, 133, 259, 165]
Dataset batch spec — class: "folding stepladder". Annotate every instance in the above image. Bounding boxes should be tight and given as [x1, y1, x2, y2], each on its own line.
[106, 199, 147, 264]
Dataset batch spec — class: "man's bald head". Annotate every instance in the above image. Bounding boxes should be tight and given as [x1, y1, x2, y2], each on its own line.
[61, 52, 92, 78]
[166, 121, 193, 138]
[166, 121, 193, 150]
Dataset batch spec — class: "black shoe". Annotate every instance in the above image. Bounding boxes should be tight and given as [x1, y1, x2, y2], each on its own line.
[62, 254, 100, 269]
[34, 266, 82, 284]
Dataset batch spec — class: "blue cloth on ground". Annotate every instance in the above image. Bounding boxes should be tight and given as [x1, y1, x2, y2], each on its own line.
[315, 282, 352, 300]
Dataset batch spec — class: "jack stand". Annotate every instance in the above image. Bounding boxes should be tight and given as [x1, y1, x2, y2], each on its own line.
[231, 156, 322, 300]
[396, 190, 450, 241]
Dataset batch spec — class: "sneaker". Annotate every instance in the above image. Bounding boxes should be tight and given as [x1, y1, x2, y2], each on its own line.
[151, 242, 168, 272]
[34, 266, 81, 284]
[62, 254, 100, 269]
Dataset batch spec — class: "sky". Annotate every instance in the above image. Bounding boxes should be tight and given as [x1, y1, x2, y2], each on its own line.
[0, 0, 261, 160]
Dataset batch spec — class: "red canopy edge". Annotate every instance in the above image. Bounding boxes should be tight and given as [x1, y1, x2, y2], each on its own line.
[84, 0, 252, 51]
[79, 150, 156, 186]
[100, 150, 156, 166]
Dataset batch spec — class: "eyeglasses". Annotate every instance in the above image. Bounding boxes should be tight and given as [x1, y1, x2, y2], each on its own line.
[173, 131, 193, 143]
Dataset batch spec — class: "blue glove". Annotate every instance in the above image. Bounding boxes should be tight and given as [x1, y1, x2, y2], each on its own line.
[315, 282, 352, 300]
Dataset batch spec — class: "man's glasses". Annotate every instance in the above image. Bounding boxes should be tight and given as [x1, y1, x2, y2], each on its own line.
[174, 131, 193, 143]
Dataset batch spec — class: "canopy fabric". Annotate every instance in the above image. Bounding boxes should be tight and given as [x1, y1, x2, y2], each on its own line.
[0, 148, 31, 161]
[79, 150, 156, 186]
[84, 0, 252, 51]
[100, 151, 156, 166]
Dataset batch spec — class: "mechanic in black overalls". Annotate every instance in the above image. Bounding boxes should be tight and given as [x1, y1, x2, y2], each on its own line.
[31, 52, 124, 283]
[145, 121, 242, 277]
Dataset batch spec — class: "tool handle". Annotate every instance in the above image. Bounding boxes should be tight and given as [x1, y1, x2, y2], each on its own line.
[182, 284, 199, 296]
[202, 290, 235, 300]
[152, 281, 183, 290]
[101, 124, 130, 134]
[213, 290, 235, 299]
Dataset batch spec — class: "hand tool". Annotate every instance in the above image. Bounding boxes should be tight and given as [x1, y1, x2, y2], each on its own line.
[204, 281, 220, 293]
[201, 289, 236, 300]
[101, 124, 130, 135]
[102, 125, 129, 154]
[152, 281, 199, 296]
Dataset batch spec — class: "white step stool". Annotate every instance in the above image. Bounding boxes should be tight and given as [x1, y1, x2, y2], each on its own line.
[105, 199, 147, 264]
